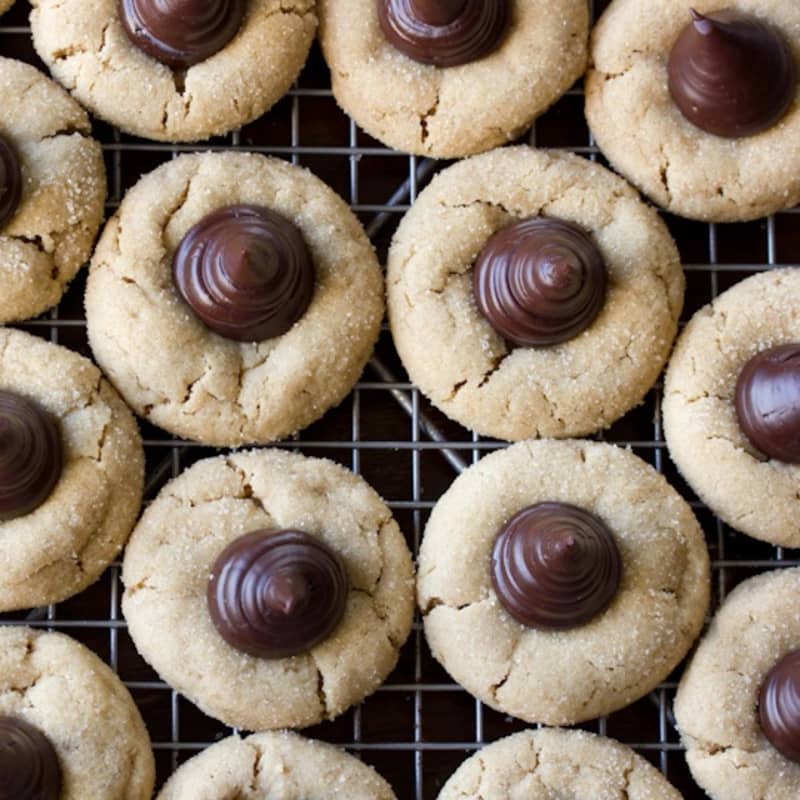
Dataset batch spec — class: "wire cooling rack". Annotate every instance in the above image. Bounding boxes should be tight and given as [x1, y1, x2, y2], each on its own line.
[2, 1, 799, 797]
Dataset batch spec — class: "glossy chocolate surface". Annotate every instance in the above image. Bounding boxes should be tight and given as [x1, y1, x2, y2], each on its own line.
[735, 343, 800, 464]
[0, 390, 63, 522]
[119, 0, 246, 69]
[0, 135, 22, 230]
[491, 502, 621, 630]
[0, 716, 61, 800]
[173, 204, 315, 342]
[760, 649, 800, 763]
[377, 0, 508, 67]
[668, 8, 796, 138]
[473, 217, 606, 347]
[207, 529, 349, 658]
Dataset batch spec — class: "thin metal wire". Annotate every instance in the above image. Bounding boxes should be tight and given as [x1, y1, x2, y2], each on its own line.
[2, 5, 797, 798]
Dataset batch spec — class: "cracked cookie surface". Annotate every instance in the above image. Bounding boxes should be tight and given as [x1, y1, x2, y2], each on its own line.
[0, 57, 105, 324]
[586, 0, 800, 223]
[418, 439, 710, 726]
[122, 448, 415, 731]
[438, 728, 681, 800]
[30, 0, 317, 142]
[663, 268, 800, 547]
[675, 568, 800, 800]
[157, 731, 397, 799]
[85, 152, 384, 446]
[318, 0, 587, 157]
[0, 626, 154, 799]
[387, 146, 684, 441]
[0, 328, 144, 611]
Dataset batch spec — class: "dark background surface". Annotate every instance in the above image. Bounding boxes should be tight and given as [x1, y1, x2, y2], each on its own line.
[1, 1, 797, 797]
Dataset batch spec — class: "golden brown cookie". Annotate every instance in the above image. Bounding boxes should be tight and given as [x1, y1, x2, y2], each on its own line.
[438, 729, 682, 800]
[663, 268, 800, 547]
[86, 152, 384, 447]
[0, 57, 105, 324]
[157, 731, 397, 799]
[30, 0, 316, 142]
[0, 626, 155, 799]
[0, 328, 144, 611]
[675, 569, 800, 800]
[418, 439, 710, 726]
[122, 449, 415, 731]
[586, 0, 800, 222]
[387, 146, 684, 441]
[318, 0, 588, 157]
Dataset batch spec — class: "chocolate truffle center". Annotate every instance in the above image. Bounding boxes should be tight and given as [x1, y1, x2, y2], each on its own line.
[0, 134, 22, 230]
[491, 502, 622, 629]
[760, 649, 800, 763]
[667, 8, 796, 139]
[173, 204, 315, 342]
[119, 0, 246, 70]
[0, 390, 63, 522]
[207, 529, 349, 659]
[0, 716, 62, 800]
[472, 217, 606, 347]
[735, 343, 800, 464]
[377, 0, 509, 67]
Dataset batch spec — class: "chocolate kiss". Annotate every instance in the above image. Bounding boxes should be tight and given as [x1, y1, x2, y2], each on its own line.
[668, 8, 796, 138]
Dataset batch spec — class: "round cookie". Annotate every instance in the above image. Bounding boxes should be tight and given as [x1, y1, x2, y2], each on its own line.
[418, 439, 710, 726]
[663, 268, 800, 547]
[438, 728, 681, 800]
[122, 449, 415, 731]
[0, 327, 144, 611]
[387, 146, 684, 442]
[0, 57, 106, 324]
[30, 0, 316, 142]
[675, 568, 800, 800]
[586, 0, 800, 223]
[157, 731, 396, 799]
[318, 0, 588, 157]
[86, 152, 384, 447]
[0, 626, 155, 799]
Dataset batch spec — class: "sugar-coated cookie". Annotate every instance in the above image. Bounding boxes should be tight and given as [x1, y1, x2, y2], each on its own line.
[664, 268, 800, 547]
[0, 328, 143, 611]
[0, 57, 105, 324]
[438, 728, 681, 799]
[30, 0, 316, 142]
[123, 449, 414, 731]
[319, 0, 588, 157]
[0, 626, 155, 799]
[86, 152, 384, 447]
[157, 731, 397, 799]
[586, 0, 800, 222]
[675, 568, 800, 800]
[418, 439, 709, 725]
[387, 146, 683, 441]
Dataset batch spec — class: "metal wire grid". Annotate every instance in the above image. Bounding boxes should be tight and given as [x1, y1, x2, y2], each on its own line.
[2, 0, 800, 797]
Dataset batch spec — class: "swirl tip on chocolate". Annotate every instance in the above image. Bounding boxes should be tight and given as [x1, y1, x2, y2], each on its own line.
[207, 529, 348, 659]
[378, 0, 509, 67]
[735, 343, 800, 464]
[668, 8, 796, 139]
[119, 0, 246, 69]
[173, 204, 315, 342]
[0, 390, 63, 522]
[491, 502, 621, 630]
[760, 649, 800, 763]
[0, 716, 62, 800]
[473, 217, 606, 347]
